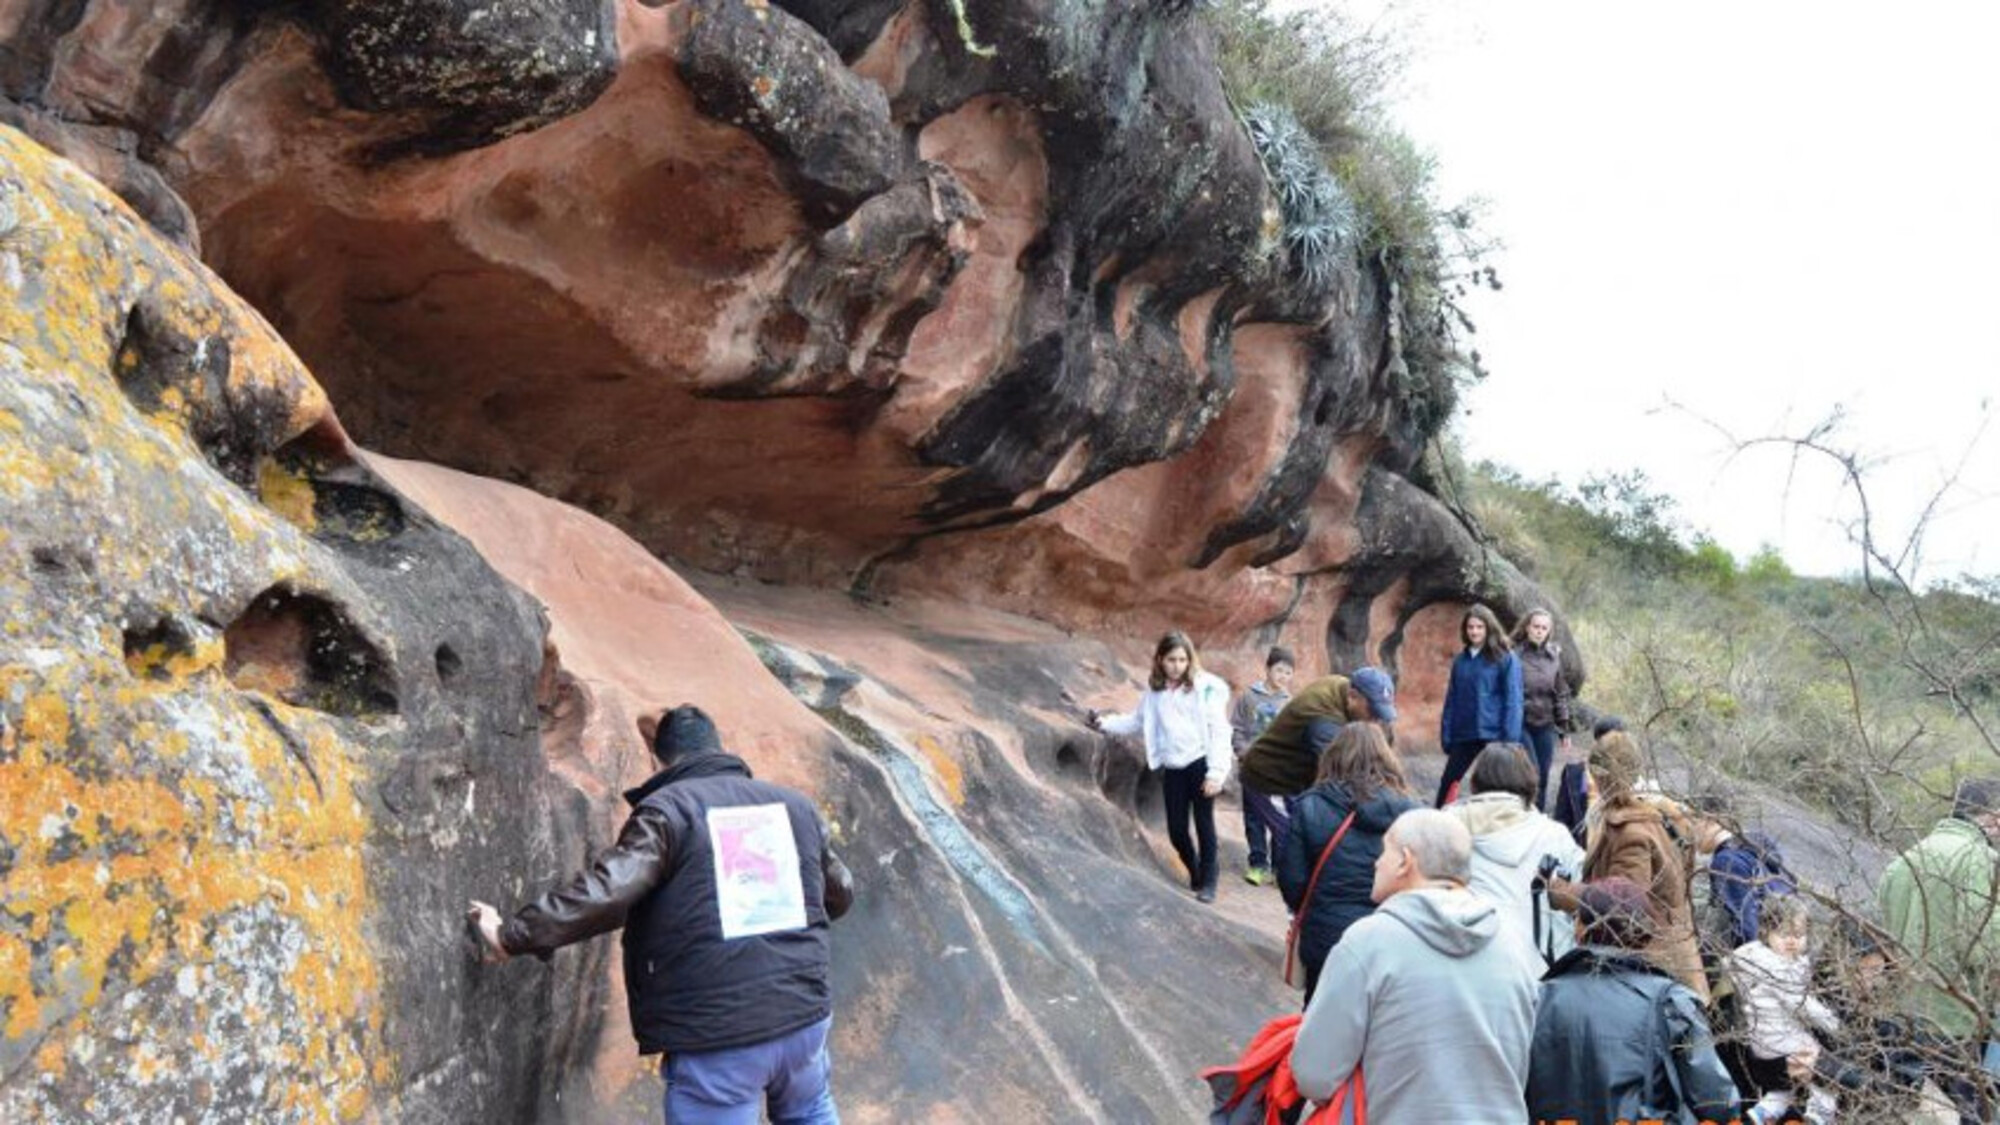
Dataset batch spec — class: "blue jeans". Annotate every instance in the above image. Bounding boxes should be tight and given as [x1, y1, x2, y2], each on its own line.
[1241, 783, 1287, 868]
[1524, 724, 1559, 811]
[663, 1016, 839, 1124]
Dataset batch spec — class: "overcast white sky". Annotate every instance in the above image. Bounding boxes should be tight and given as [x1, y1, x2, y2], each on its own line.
[1298, 1, 1999, 580]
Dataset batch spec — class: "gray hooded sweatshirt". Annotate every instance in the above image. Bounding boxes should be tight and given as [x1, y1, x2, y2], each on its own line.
[1291, 886, 1542, 1123]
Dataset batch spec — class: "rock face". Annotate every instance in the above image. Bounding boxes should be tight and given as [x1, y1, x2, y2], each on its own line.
[0, 126, 585, 1123]
[372, 455, 1309, 1123]
[0, 0, 1575, 690]
[3, 1, 1588, 1120]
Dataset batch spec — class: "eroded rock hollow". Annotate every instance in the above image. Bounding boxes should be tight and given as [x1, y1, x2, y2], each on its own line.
[3, 1, 1575, 1120]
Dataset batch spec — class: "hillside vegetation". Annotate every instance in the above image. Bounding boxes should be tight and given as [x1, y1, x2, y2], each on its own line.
[1205, 0, 1498, 444]
[1446, 454, 2000, 845]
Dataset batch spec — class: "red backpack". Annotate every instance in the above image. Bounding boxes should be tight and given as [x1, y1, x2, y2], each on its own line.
[1201, 1013, 1366, 1125]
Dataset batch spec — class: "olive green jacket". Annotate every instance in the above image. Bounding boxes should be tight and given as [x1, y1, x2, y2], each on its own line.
[1238, 675, 1356, 797]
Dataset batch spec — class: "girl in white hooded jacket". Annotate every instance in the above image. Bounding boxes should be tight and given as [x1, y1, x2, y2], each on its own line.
[1725, 895, 1841, 1122]
[1092, 631, 1233, 902]
[1449, 743, 1585, 961]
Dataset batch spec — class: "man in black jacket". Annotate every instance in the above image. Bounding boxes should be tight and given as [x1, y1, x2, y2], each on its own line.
[468, 705, 855, 1123]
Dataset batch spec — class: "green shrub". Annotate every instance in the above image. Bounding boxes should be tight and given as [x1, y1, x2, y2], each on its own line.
[1204, 0, 1492, 446]
[1457, 456, 2000, 837]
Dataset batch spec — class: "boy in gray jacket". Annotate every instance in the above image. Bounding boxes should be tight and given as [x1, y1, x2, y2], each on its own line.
[1230, 646, 1295, 884]
[1291, 808, 1542, 1122]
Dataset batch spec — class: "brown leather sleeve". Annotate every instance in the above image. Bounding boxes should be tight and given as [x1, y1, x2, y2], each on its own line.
[499, 805, 674, 959]
[1599, 827, 1661, 891]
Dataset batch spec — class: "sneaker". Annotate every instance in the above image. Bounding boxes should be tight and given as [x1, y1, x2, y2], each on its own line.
[1244, 866, 1273, 886]
[1197, 885, 1217, 904]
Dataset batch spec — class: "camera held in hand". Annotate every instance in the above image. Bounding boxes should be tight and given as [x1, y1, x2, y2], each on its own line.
[1532, 853, 1564, 888]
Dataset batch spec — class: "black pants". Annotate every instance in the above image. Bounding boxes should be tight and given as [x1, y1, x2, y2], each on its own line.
[1742, 1050, 1795, 1101]
[1161, 759, 1218, 891]
[1436, 740, 1488, 807]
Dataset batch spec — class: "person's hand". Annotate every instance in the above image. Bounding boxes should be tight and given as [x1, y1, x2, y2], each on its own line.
[466, 900, 510, 963]
[1201, 779, 1222, 798]
[1785, 1044, 1820, 1086]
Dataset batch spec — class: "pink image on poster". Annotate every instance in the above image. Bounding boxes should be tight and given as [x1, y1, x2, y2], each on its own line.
[706, 803, 807, 939]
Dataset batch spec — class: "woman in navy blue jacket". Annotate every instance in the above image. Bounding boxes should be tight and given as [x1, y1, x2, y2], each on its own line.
[1276, 721, 1419, 1003]
[1436, 603, 1523, 807]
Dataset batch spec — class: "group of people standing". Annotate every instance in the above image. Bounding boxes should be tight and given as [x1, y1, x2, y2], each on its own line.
[1091, 604, 1579, 916]
[1097, 608, 2000, 1125]
[442, 605, 1999, 1125]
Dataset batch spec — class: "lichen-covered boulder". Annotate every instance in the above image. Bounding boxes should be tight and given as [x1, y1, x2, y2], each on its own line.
[0, 126, 586, 1122]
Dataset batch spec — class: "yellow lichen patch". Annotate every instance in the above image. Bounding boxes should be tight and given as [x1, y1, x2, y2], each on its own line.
[122, 634, 227, 684]
[2, 724, 382, 1091]
[0, 757, 191, 865]
[256, 457, 319, 532]
[19, 691, 72, 757]
[34, 1037, 66, 1082]
[914, 733, 966, 806]
[1, 124, 397, 1117]
[3, 670, 383, 1108]
[0, 940, 37, 1039]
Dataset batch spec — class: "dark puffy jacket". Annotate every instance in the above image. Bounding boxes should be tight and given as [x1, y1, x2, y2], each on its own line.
[1526, 947, 1739, 1125]
[1275, 781, 1419, 972]
[500, 749, 855, 1054]
[1441, 649, 1524, 745]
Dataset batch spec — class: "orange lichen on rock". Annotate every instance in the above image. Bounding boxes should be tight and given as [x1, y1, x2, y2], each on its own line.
[0, 125, 384, 1122]
[914, 733, 967, 807]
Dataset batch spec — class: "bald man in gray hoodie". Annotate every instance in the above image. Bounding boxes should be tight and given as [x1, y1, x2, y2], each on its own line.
[1291, 808, 1543, 1122]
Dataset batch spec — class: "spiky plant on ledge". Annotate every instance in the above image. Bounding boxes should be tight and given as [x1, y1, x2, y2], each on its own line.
[1240, 102, 1359, 292]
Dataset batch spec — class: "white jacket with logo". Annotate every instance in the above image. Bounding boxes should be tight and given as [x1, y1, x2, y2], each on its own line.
[1099, 670, 1232, 787]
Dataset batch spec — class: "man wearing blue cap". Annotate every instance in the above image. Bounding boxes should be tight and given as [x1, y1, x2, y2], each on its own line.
[1238, 666, 1399, 798]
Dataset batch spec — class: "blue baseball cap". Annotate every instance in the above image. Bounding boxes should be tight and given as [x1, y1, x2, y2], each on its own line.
[1349, 666, 1397, 723]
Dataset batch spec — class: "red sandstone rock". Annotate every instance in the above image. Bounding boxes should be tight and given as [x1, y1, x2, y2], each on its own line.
[0, 0, 1578, 700]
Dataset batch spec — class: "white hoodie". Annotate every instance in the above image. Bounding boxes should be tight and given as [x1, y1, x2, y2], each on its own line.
[1099, 670, 1232, 786]
[1452, 790, 1586, 961]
